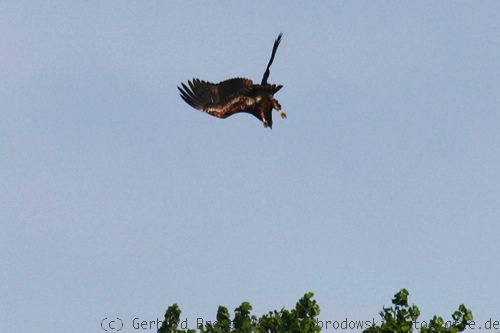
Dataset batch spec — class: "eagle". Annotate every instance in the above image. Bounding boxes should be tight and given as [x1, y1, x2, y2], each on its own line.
[178, 34, 285, 129]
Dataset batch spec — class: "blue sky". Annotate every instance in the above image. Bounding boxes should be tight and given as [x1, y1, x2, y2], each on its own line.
[1, 1, 500, 332]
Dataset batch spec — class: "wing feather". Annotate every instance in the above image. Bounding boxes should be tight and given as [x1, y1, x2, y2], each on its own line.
[261, 33, 283, 84]
[178, 78, 253, 112]
[203, 95, 256, 119]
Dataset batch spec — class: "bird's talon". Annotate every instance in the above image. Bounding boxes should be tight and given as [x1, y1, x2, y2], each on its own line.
[280, 111, 287, 119]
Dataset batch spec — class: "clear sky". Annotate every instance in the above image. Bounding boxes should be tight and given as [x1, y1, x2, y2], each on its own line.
[2, 1, 500, 332]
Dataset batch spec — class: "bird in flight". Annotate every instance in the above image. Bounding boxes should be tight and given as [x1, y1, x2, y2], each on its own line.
[178, 34, 285, 129]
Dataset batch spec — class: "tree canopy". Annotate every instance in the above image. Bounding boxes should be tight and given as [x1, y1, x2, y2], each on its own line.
[158, 290, 472, 333]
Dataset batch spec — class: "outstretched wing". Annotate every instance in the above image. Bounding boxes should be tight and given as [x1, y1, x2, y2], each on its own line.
[261, 33, 283, 85]
[178, 78, 255, 118]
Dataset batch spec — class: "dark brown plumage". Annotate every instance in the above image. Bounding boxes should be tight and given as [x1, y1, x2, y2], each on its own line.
[178, 34, 286, 129]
